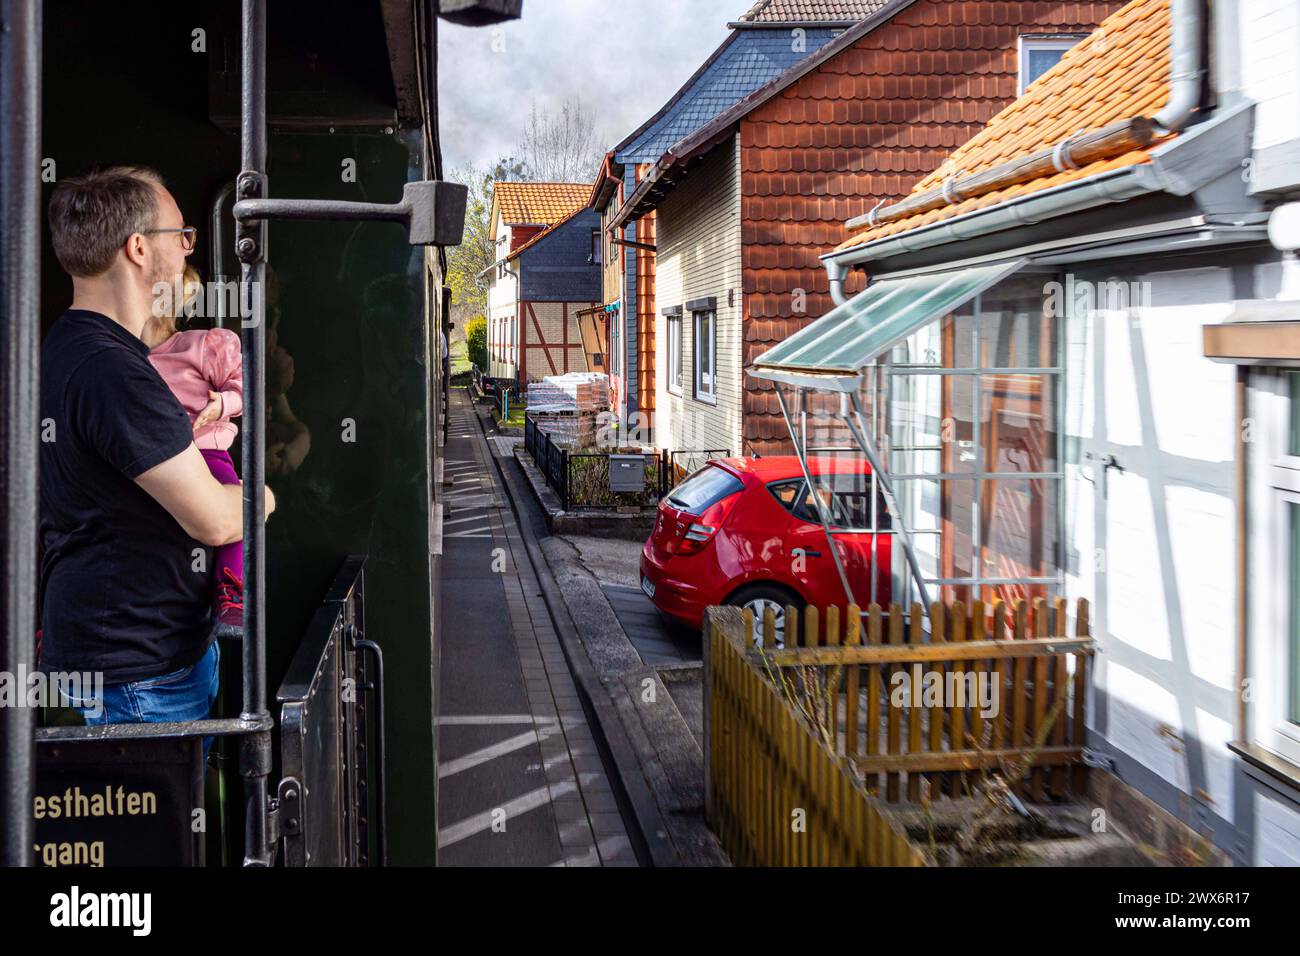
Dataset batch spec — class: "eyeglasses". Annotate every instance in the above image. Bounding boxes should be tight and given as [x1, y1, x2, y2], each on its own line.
[143, 226, 197, 251]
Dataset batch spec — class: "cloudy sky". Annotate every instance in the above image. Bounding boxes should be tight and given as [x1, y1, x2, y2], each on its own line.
[438, 0, 743, 174]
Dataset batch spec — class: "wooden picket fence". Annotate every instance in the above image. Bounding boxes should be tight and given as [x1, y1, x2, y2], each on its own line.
[705, 606, 924, 866]
[704, 597, 1095, 866]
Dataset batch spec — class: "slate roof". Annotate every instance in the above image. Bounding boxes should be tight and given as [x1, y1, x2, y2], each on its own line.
[505, 207, 584, 262]
[490, 182, 590, 241]
[615, 27, 846, 164]
[836, 0, 1174, 253]
[736, 0, 892, 23]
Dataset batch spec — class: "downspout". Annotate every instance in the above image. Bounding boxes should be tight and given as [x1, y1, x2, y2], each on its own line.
[1152, 0, 1206, 135]
[826, 258, 849, 307]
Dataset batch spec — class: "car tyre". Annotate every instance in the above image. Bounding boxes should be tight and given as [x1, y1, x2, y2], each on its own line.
[726, 583, 804, 649]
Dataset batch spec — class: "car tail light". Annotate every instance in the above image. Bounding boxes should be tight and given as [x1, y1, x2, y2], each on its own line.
[676, 491, 741, 556]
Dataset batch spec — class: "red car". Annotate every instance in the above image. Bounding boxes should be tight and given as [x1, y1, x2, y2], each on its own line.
[640, 457, 891, 644]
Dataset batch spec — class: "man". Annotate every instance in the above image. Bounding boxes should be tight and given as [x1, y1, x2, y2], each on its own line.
[40, 165, 275, 728]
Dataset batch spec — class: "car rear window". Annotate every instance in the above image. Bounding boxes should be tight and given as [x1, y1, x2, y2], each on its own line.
[665, 465, 744, 515]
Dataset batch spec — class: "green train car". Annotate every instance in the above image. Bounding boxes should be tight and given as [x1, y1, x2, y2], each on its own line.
[0, 0, 522, 868]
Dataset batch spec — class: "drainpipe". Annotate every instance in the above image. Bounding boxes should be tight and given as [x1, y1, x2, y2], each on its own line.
[826, 258, 849, 307]
[1153, 0, 1207, 134]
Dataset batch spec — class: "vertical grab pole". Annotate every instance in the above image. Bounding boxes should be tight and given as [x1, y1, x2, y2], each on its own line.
[0, 0, 41, 868]
[238, 0, 272, 867]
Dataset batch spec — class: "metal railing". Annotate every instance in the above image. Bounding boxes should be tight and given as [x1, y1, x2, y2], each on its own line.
[524, 415, 569, 505]
[667, 448, 731, 485]
[471, 365, 520, 405]
[276, 555, 384, 867]
[524, 413, 730, 512]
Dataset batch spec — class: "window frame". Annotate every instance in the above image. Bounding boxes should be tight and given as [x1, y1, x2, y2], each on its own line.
[665, 308, 683, 396]
[610, 308, 621, 377]
[1017, 34, 1086, 95]
[693, 307, 717, 405]
[1254, 372, 1300, 766]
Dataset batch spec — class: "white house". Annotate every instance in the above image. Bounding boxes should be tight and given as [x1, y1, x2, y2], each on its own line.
[482, 182, 599, 384]
[751, 0, 1300, 865]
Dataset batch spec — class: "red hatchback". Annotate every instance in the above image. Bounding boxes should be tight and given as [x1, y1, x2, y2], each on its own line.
[640, 457, 891, 644]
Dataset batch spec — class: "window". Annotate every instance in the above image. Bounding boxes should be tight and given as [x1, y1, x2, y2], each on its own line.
[666, 310, 683, 394]
[879, 272, 1062, 607]
[693, 308, 716, 402]
[610, 309, 621, 377]
[590, 228, 602, 265]
[1018, 35, 1085, 94]
[1255, 372, 1300, 766]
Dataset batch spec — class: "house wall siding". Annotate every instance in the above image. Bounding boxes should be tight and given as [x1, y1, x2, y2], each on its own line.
[486, 265, 517, 380]
[1064, 256, 1300, 865]
[654, 135, 743, 455]
[1239, 0, 1300, 151]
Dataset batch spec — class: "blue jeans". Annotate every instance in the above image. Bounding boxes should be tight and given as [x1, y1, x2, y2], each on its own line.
[66, 642, 220, 761]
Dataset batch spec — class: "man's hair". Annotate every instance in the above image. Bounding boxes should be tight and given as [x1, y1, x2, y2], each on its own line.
[48, 165, 166, 278]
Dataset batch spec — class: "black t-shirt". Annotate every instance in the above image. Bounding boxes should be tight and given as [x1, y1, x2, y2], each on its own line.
[39, 309, 214, 684]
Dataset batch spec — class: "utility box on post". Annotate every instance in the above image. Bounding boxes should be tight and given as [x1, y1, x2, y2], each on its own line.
[609, 455, 645, 493]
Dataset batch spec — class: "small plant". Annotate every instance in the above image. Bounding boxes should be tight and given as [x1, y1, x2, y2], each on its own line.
[465, 315, 487, 371]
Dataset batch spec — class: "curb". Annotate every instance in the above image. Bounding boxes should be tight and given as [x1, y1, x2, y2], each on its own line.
[471, 403, 679, 867]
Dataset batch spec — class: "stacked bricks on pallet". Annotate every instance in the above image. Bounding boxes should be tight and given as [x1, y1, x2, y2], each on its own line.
[526, 373, 610, 450]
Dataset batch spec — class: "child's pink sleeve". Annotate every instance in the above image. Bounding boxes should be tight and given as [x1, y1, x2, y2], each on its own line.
[203, 328, 244, 420]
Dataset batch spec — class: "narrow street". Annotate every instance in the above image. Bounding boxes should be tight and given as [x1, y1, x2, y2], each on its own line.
[436, 390, 637, 866]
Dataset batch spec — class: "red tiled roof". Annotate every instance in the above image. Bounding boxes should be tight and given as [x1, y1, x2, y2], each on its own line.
[737, 0, 892, 23]
[490, 182, 589, 241]
[836, 0, 1173, 253]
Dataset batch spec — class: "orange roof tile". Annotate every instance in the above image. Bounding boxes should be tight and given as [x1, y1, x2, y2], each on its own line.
[835, 0, 1174, 254]
[491, 182, 590, 240]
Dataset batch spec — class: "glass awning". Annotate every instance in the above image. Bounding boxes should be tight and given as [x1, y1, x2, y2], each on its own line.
[749, 258, 1027, 387]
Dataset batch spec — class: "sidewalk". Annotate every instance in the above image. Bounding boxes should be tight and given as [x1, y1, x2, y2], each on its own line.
[436, 390, 636, 866]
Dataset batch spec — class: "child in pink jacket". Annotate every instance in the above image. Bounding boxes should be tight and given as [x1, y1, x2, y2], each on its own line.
[146, 272, 245, 639]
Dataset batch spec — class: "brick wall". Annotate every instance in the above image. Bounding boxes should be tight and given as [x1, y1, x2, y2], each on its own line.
[740, 0, 1123, 454]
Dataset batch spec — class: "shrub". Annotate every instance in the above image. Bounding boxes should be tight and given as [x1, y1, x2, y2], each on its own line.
[465, 315, 487, 371]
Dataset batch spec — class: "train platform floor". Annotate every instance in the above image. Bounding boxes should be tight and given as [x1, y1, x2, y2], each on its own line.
[435, 390, 637, 866]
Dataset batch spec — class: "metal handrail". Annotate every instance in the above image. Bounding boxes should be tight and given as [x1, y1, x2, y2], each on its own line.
[0, 0, 41, 868]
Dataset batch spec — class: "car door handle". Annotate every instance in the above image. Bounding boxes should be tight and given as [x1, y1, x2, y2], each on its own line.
[791, 548, 821, 558]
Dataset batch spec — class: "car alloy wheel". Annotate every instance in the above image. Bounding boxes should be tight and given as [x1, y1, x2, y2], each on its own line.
[744, 597, 787, 649]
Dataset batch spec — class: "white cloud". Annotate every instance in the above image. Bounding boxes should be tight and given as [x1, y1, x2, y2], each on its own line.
[438, 0, 742, 174]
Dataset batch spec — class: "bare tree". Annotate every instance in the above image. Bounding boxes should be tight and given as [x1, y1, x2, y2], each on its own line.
[518, 96, 607, 183]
